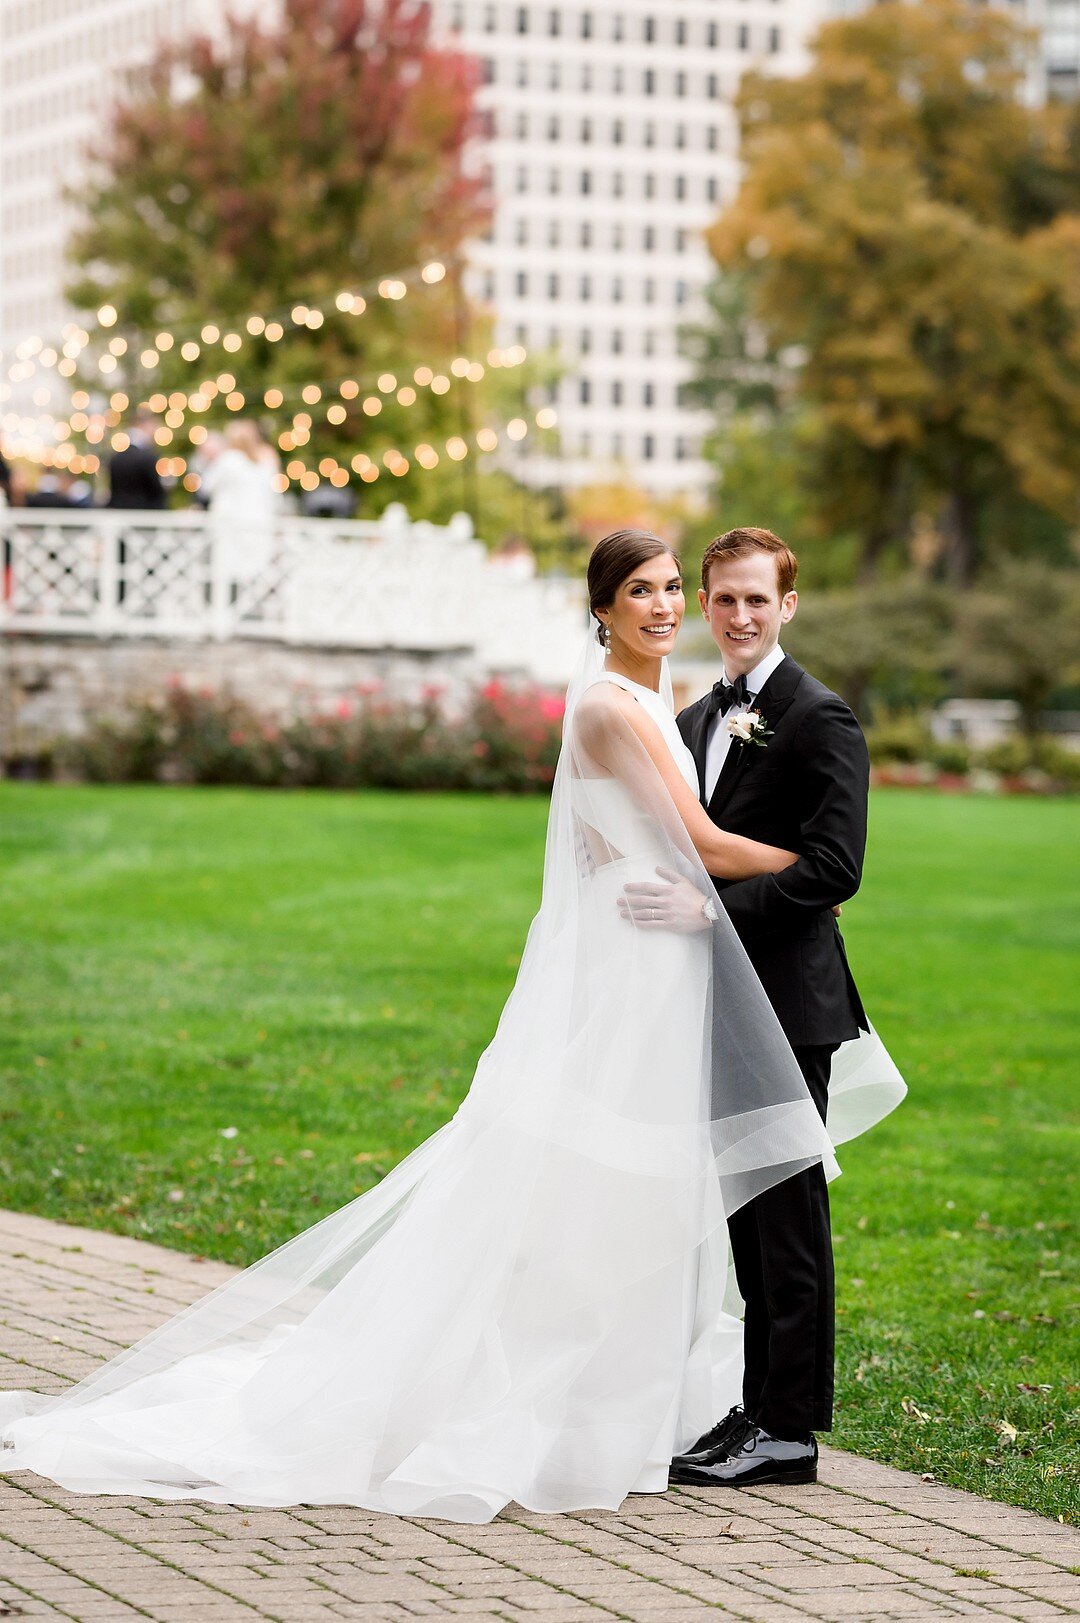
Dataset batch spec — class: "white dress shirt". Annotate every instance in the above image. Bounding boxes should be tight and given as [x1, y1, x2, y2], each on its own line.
[703, 643, 787, 803]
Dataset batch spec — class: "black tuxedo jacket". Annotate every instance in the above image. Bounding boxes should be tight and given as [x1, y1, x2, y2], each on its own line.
[107, 442, 165, 510]
[678, 656, 869, 1049]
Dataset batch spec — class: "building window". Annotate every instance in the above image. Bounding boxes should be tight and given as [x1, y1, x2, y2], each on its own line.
[484, 4, 495, 31]
[644, 226, 655, 251]
[674, 175, 686, 200]
[580, 170, 592, 194]
[581, 11, 593, 38]
[581, 275, 592, 300]
[675, 123, 686, 149]
[516, 272, 528, 296]
[769, 26, 781, 52]
[547, 115, 559, 139]
[738, 24, 750, 50]
[580, 379, 591, 405]
[675, 228, 686, 251]
[548, 168, 561, 194]
[581, 63, 592, 90]
[706, 125, 718, 151]
[517, 6, 529, 34]
[515, 217, 528, 245]
[643, 383, 655, 407]
[675, 437, 686, 461]
[612, 277, 623, 302]
[644, 173, 655, 199]
[580, 220, 593, 247]
[548, 273, 560, 298]
[548, 219, 561, 246]
[644, 16, 655, 42]
[707, 21, 718, 48]
[707, 72, 718, 98]
[612, 380, 623, 405]
[516, 58, 528, 86]
[644, 121, 656, 148]
[515, 165, 527, 193]
[612, 119, 624, 145]
[643, 435, 655, 460]
[580, 328, 592, 354]
[611, 329, 623, 354]
[706, 176, 718, 203]
[613, 66, 624, 92]
[675, 71, 686, 97]
[612, 14, 623, 41]
[675, 280, 688, 305]
[613, 172, 624, 197]
[644, 68, 655, 95]
[548, 8, 560, 35]
[483, 56, 495, 83]
[549, 61, 561, 88]
[643, 330, 655, 356]
[644, 278, 655, 303]
[581, 117, 592, 141]
[612, 433, 623, 457]
[515, 112, 528, 139]
[676, 19, 687, 45]
[612, 223, 624, 249]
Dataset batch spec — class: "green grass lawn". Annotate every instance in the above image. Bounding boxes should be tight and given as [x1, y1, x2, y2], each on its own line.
[0, 782, 1076, 1523]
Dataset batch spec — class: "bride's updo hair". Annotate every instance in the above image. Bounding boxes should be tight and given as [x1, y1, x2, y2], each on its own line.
[588, 530, 680, 646]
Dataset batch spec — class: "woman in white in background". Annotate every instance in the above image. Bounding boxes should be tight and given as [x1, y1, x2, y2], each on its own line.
[204, 420, 280, 584]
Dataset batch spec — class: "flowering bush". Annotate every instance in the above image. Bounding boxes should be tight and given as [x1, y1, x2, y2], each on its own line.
[62, 677, 566, 794]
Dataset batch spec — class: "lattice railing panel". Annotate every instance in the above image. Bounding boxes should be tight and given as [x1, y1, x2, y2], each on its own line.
[5, 521, 102, 622]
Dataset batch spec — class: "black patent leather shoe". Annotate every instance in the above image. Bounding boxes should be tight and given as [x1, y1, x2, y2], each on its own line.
[669, 1425, 818, 1487]
[672, 1405, 755, 1470]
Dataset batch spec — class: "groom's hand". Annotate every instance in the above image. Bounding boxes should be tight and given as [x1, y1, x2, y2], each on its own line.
[618, 868, 712, 933]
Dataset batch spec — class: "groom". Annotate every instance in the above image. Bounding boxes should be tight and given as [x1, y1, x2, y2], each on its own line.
[627, 526, 870, 1487]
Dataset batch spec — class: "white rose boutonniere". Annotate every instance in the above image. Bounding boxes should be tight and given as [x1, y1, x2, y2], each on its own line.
[726, 708, 774, 748]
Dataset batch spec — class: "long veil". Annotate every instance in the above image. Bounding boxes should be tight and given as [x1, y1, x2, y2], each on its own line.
[0, 636, 903, 1521]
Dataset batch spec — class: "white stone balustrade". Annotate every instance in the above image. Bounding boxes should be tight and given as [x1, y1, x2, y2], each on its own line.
[0, 503, 587, 687]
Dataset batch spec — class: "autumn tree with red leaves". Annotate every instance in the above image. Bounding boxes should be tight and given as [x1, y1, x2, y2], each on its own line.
[65, 0, 520, 511]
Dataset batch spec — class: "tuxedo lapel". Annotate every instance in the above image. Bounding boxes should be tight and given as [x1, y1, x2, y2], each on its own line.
[706, 656, 805, 821]
[686, 702, 712, 800]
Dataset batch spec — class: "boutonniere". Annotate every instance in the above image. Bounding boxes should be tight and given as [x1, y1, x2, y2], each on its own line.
[727, 708, 774, 749]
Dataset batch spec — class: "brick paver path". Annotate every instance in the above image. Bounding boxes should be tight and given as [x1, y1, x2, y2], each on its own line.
[1, 1207, 1077, 1623]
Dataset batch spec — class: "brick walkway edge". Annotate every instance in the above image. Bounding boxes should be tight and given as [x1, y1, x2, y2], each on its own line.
[1, 1208, 1078, 1623]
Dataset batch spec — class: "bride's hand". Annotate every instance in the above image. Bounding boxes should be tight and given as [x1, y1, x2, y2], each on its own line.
[618, 867, 713, 933]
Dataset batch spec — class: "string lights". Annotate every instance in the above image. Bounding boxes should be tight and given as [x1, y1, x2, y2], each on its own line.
[2, 260, 449, 388]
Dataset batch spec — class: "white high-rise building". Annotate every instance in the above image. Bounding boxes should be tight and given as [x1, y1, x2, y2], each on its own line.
[437, 0, 827, 496]
[2, 0, 1076, 499]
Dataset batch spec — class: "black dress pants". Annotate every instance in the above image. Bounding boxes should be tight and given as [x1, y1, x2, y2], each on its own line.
[726, 1045, 837, 1438]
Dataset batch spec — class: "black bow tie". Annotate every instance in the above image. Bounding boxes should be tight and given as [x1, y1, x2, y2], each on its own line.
[707, 674, 750, 717]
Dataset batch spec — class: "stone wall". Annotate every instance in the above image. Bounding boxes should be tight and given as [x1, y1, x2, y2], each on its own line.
[0, 634, 481, 768]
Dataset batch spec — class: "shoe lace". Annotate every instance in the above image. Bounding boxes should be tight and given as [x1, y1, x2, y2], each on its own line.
[701, 1405, 752, 1453]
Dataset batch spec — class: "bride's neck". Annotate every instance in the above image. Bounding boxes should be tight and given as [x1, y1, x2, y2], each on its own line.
[603, 655, 662, 693]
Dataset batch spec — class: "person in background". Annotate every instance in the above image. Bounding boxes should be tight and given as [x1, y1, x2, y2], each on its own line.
[107, 410, 165, 509]
[206, 419, 280, 585]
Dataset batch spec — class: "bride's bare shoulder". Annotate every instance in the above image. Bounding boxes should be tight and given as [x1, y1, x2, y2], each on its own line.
[573, 681, 651, 750]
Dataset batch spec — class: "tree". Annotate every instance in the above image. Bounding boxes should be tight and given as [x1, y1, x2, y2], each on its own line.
[701, 0, 1080, 583]
[783, 577, 952, 718]
[64, 0, 545, 518]
[955, 559, 1080, 742]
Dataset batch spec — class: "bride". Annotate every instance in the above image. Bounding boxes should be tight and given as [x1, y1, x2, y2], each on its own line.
[0, 530, 903, 1523]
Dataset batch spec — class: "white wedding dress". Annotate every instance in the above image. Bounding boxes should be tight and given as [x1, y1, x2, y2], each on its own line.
[0, 645, 905, 1522]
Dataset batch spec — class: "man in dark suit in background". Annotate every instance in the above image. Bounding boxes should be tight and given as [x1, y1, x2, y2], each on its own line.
[624, 526, 870, 1488]
[107, 410, 165, 510]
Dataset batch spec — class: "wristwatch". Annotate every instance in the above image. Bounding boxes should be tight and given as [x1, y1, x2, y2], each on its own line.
[701, 896, 719, 924]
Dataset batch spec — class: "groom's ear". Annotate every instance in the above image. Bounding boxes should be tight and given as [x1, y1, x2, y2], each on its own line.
[781, 590, 798, 624]
[698, 587, 708, 618]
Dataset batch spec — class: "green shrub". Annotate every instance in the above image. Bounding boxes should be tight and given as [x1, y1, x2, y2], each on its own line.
[864, 713, 933, 765]
[59, 678, 565, 794]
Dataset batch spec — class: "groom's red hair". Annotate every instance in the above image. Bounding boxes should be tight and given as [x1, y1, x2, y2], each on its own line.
[701, 528, 798, 598]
